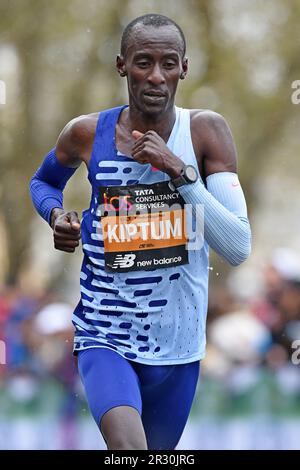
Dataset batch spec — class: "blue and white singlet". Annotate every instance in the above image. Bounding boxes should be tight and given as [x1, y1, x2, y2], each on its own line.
[73, 105, 209, 365]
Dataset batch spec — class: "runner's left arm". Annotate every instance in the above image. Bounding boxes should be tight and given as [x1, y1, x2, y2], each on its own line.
[129, 114, 251, 267]
[177, 111, 251, 266]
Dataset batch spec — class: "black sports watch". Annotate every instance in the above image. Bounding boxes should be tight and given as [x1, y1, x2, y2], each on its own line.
[169, 164, 198, 190]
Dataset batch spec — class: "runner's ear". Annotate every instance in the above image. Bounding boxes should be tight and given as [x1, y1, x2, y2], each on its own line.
[116, 54, 127, 77]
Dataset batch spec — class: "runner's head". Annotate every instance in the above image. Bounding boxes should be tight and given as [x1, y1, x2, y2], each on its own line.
[117, 14, 188, 117]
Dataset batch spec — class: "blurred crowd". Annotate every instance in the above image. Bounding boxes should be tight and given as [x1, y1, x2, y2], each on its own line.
[202, 248, 300, 420]
[206, 248, 300, 372]
[0, 247, 300, 449]
[0, 284, 82, 449]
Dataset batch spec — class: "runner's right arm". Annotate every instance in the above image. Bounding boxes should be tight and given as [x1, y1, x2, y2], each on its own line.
[29, 116, 91, 252]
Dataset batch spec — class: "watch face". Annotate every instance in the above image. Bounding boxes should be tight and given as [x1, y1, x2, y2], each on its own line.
[185, 165, 198, 182]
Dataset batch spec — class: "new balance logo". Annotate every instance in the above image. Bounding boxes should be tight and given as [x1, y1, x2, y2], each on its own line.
[112, 253, 136, 269]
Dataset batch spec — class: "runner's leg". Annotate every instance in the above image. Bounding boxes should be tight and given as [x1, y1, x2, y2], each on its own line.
[135, 361, 200, 450]
[78, 347, 147, 449]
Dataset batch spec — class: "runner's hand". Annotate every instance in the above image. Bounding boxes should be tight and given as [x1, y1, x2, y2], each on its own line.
[51, 209, 81, 253]
[131, 130, 184, 178]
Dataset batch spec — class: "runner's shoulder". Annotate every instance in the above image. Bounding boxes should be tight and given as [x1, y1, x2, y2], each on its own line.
[56, 112, 99, 166]
[57, 112, 99, 149]
[189, 108, 237, 171]
[189, 108, 233, 148]
[190, 108, 229, 132]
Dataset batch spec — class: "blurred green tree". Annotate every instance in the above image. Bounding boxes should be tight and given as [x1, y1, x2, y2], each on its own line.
[0, 0, 299, 283]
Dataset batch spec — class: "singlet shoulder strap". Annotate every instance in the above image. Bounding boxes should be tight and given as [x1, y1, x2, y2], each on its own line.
[94, 105, 127, 156]
[88, 105, 128, 180]
[96, 106, 127, 143]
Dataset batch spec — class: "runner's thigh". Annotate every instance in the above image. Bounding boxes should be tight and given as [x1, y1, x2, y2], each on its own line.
[138, 361, 200, 450]
[78, 348, 142, 427]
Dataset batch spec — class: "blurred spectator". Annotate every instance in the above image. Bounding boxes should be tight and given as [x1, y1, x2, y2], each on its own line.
[252, 248, 300, 328]
[1, 246, 300, 449]
[23, 301, 79, 448]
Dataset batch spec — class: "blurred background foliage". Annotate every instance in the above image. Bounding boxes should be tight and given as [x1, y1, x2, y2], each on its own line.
[0, 0, 300, 450]
[0, 0, 299, 284]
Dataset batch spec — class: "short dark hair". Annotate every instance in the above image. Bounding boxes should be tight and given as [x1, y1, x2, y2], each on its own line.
[121, 14, 186, 58]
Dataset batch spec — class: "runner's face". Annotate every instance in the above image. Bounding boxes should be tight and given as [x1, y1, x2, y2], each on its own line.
[118, 25, 188, 116]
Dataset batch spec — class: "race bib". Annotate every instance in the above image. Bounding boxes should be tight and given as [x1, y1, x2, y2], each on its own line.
[99, 181, 189, 272]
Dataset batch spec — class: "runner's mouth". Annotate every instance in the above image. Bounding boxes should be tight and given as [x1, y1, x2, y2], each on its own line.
[143, 91, 166, 101]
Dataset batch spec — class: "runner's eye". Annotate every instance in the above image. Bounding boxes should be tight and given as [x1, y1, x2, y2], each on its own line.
[164, 61, 176, 68]
[137, 61, 150, 68]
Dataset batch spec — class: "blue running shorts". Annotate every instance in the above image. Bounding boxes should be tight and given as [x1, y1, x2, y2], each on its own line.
[78, 347, 200, 450]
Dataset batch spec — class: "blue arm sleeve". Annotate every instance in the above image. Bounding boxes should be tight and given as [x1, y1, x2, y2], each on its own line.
[177, 172, 251, 266]
[29, 148, 77, 225]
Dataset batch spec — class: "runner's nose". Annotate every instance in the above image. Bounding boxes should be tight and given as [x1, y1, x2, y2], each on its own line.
[147, 64, 166, 86]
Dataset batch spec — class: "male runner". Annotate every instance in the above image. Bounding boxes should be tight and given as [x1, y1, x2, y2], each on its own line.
[30, 14, 251, 450]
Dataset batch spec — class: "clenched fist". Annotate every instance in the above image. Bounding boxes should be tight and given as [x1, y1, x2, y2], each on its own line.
[131, 130, 184, 179]
[51, 208, 81, 253]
